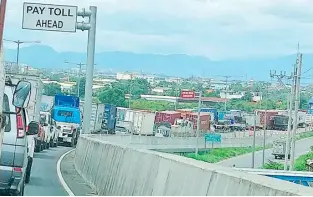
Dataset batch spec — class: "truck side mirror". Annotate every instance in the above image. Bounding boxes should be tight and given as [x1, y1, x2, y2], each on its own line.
[27, 121, 40, 135]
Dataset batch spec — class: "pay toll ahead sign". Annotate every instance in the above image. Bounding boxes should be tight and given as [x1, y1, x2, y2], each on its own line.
[22, 2, 78, 32]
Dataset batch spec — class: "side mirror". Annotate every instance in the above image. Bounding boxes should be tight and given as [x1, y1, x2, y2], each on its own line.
[57, 126, 61, 130]
[27, 121, 39, 135]
[13, 81, 31, 108]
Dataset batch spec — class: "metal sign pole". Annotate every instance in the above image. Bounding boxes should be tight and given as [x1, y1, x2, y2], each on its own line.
[195, 91, 202, 155]
[76, 6, 97, 134]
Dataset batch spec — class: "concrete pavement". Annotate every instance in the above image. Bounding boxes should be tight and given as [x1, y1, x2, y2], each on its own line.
[217, 137, 313, 168]
[24, 147, 72, 196]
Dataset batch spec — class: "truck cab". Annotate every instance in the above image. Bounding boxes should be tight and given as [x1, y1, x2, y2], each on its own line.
[52, 95, 81, 147]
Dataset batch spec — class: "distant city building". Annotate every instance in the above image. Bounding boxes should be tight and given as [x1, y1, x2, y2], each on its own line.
[116, 72, 132, 80]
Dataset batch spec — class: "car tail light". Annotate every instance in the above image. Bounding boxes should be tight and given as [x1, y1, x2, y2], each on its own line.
[13, 167, 22, 172]
[16, 113, 25, 138]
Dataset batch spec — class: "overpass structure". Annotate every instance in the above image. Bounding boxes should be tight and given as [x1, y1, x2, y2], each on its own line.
[73, 135, 313, 196]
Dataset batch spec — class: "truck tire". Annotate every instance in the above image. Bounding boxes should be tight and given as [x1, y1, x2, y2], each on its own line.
[50, 140, 54, 148]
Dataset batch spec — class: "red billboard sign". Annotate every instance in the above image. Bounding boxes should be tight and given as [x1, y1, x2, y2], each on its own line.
[180, 90, 195, 99]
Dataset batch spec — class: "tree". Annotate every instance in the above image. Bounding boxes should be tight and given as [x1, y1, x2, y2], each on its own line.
[72, 77, 86, 98]
[97, 87, 127, 107]
[43, 83, 62, 96]
[242, 91, 253, 101]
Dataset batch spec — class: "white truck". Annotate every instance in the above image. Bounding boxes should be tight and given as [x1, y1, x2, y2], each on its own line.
[272, 139, 291, 160]
[132, 111, 155, 136]
[80, 101, 104, 133]
[10, 74, 43, 122]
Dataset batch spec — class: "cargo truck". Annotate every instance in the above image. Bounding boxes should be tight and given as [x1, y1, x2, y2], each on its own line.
[10, 74, 43, 122]
[101, 104, 117, 134]
[272, 139, 291, 160]
[52, 95, 81, 147]
[80, 101, 105, 133]
[132, 110, 155, 136]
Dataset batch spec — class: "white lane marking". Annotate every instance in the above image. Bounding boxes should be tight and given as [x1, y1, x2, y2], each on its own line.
[57, 149, 75, 196]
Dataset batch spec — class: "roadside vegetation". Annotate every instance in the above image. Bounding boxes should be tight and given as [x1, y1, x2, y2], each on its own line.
[184, 131, 313, 164]
[182, 146, 263, 163]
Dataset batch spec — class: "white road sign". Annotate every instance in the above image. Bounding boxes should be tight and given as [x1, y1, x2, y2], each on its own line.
[22, 2, 78, 32]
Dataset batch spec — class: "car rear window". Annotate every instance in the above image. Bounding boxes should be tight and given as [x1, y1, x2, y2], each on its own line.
[2, 94, 11, 132]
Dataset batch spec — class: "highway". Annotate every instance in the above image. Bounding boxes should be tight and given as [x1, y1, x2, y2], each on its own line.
[24, 147, 72, 196]
[217, 137, 313, 168]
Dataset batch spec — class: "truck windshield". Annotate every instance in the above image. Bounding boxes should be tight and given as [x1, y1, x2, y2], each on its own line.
[58, 110, 73, 117]
[2, 94, 11, 132]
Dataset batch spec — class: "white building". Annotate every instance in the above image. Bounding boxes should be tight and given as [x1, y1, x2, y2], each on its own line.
[116, 72, 132, 80]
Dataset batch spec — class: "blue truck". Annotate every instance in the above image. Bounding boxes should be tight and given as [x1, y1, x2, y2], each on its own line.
[101, 104, 117, 134]
[52, 95, 81, 147]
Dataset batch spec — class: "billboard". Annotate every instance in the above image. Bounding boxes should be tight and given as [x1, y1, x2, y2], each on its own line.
[180, 90, 195, 99]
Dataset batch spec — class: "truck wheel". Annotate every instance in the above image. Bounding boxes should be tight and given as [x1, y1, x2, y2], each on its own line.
[46, 142, 50, 149]
[50, 140, 54, 148]
[71, 138, 75, 147]
[25, 157, 33, 184]
[35, 145, 40, 153]
[274, 155, 277, 159]
[288, 154, 291, 159]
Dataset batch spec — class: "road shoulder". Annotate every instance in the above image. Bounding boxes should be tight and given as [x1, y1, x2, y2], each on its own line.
[60, 149, 97, 196]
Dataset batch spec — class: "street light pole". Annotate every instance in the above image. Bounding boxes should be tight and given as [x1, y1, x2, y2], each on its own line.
[3, 39, 41, 67]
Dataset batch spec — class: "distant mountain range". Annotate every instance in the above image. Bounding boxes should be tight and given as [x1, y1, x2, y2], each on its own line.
[4, 45, 313, 81]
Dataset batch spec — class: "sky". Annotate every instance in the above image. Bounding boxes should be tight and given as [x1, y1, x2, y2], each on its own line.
[3, 0, 313, 60]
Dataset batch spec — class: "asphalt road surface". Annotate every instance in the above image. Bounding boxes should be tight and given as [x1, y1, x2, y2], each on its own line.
[24, 146, 72, 196]
[218, 137, 313, 168]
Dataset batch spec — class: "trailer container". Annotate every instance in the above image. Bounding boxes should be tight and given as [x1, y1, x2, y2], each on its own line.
[244, 113, 261, 127]
[41, 95, 54, 112]
[90, 103, 105, 133]
[185, 112, 210, 131]
[133, 111, 155, 135]
[11, 74, 43, 122]
[117, 107, 127, 121]
[200, 108, 218, 121]
[256, 110, 279, 129]
[124, 109, 134, 122]
[102, 104, 117, 133]
[176, 109, 193, 119]
[155, 111, 182, 125]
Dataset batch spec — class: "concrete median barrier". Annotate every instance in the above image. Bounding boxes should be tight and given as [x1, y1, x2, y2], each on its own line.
[74, 136, 313, 196]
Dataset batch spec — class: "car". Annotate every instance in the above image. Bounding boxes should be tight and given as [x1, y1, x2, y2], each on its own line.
[34, 120, 45, 152]
[0, 79, 32, 196]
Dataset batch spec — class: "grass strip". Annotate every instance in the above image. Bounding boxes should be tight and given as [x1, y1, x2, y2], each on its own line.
[184, 131, 313, 164]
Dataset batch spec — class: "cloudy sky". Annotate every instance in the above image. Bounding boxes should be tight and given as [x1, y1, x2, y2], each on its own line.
[3, 0, 313, 60]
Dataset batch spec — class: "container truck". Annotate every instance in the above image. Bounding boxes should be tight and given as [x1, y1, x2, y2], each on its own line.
[52, 95, 81, 147]
[101, 104, 117, 134]
[155, 111, 182, 137]
[185, 112, 211, 131]
[256, 110, 279, 129]
[132, 111, 155, 136]
[200, 108, 218, 121]
[272, 139, 291, 160]
[80, 101, 104, 133]
[272, 115, 289, 131]
[41, 95, 54, 112]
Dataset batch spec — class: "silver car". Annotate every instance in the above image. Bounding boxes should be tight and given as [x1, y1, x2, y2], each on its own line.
[0, 80, 32, 195]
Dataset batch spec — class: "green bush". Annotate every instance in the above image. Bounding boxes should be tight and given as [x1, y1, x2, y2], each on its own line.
[184, 147, 261, 163]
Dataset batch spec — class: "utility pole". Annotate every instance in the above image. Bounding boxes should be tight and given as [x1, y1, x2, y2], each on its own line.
[3, 39, 40, 67]
[195, 91, 202, 155]
[270, 70, 294, 169]
[251, 111, 256, 168]
[64, 61, 86, 97]
[284, 65, 296, 170]
[128, 74, 133, 109]
[290, 53, 302, 171]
